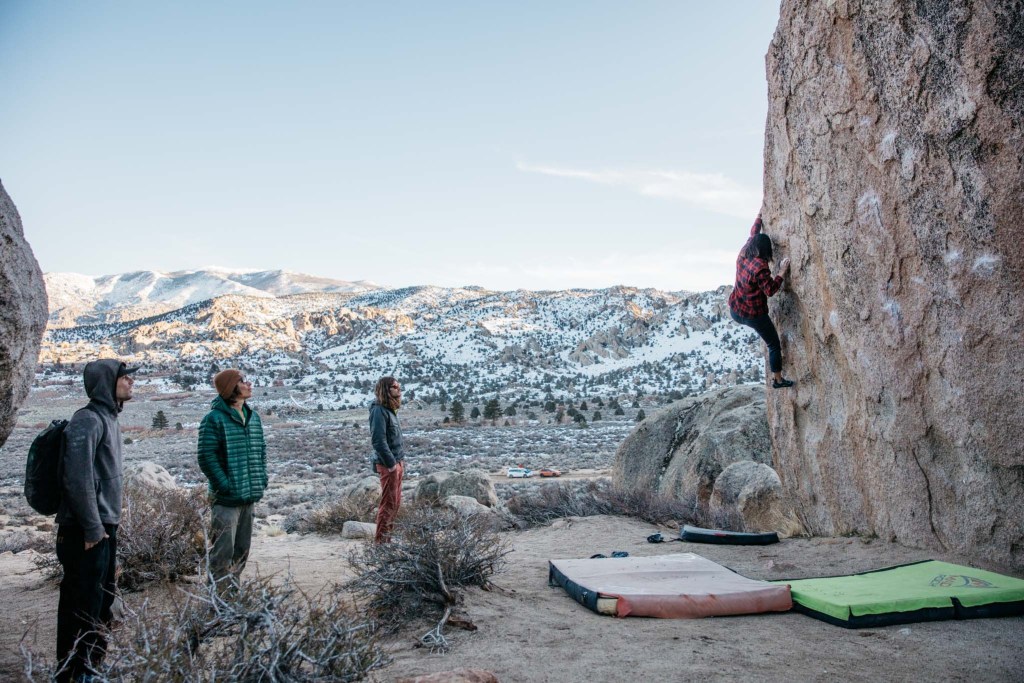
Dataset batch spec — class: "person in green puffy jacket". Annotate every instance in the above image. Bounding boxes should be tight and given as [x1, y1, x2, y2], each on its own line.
[197, 369, 268, 588]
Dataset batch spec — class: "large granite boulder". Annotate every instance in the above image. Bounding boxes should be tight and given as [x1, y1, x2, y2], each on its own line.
[0, 180, 47, 449]
[764, 1, 1024, 568]
[612, 385, 771, 507]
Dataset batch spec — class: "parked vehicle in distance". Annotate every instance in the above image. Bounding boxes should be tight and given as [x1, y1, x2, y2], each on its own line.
[538, 468, 562, 477]
[506, 467, 534, 478]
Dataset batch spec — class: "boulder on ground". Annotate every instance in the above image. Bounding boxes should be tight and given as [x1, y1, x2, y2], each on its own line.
[342, 476, 381, 506]
[416, 470, 498, 508]
[125, 462, 177, 490]
[414, 471, 455, 503]
[443, 495, 494, 518]
[709, 461, 802, 537]
[341, 521, 376, 540]
[612, 385, 771, 507]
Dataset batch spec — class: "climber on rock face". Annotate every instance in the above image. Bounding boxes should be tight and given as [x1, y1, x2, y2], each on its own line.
[728, 213, 794, 389]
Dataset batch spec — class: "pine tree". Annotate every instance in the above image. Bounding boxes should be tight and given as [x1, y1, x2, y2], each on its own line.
[483, 398, 501, 422]
[450, 400, 465, 423]
[635, 409, 646, 422]
[152, 410, 169, 429]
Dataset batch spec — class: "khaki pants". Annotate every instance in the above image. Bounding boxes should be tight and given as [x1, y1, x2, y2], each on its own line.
[209, 503, 254, 586]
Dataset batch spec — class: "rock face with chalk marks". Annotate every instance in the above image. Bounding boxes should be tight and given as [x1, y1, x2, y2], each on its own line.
[762, 0, 1024, 569]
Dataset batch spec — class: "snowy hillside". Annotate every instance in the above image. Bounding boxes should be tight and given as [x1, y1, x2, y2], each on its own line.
[40, 279, 765, 406]
[44, 269, 378, 327]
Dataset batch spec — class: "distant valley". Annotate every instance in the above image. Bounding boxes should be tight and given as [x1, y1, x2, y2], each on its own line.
[39, 269, 763, 408]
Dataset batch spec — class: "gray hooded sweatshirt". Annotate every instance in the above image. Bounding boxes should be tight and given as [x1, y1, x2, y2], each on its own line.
[56, 359, 126, 543]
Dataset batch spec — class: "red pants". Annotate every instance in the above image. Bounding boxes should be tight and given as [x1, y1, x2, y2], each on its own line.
[375, 461, 404, 543]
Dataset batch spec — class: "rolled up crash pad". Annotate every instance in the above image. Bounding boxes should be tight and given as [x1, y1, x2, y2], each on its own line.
[681, 524, 779, 545]
[776, 560, 1024, 628]
[548, 553, 792, 618]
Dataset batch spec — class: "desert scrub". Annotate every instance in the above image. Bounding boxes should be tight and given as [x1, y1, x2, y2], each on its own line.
[35, 480, 210, 590]
[506, 479, 721, 529]
[297, 495, 378, 534]
[345, 503, 510, 650]
[22, 573, 386, 682]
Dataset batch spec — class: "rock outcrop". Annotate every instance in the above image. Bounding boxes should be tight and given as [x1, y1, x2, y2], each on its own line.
[764, 1, 1024, 568]
[125, 462, 177, 490]
[709, 461, 802, 536]
[0, 180, 47, 449]
[612, 386, 772, 508]
[415, 470, 498, 508]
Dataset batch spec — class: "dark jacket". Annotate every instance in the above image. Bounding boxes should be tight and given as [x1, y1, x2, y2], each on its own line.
[57, 359, 125, 543]
[197, 397, 268, 506]
[369, 400, 404, 469]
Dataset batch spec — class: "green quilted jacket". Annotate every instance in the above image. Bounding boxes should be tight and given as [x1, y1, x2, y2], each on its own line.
[197, 397, 268, 506]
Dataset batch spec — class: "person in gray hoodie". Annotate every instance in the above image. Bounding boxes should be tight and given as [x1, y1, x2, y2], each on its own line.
[55, 359, 136, 683]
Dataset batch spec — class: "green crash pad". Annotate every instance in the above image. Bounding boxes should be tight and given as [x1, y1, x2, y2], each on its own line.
[777, 560, 1024, 628]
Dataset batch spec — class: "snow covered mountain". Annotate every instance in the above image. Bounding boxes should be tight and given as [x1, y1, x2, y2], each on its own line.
[39, 278, 765, 405]
[44, 269, 378, 327]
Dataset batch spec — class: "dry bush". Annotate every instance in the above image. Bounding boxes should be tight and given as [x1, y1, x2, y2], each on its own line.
[345, 503, 510, 650]
[117, 482, 210, 589]
[22, 573, 387, 682]
[506, 480, 733, 530]
[298, 496, 377, 534]
[505, 480, 617, 527]
[35, 482, 210, 590]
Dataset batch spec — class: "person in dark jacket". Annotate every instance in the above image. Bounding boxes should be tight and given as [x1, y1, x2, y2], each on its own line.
[728, 213, 794, 388]
[197, 369, 268, 587]
[56, 358, 137, 683]
[369, 376, 405, 543]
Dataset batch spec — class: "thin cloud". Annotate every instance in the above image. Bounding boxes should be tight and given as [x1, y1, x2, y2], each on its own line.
[517, 162, 760, 219]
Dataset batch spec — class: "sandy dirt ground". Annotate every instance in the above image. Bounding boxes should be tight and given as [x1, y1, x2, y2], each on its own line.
[4, 515, 1023, 682]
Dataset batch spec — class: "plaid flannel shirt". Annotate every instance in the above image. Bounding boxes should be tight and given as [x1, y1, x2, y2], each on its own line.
[728, 216, 783, 318]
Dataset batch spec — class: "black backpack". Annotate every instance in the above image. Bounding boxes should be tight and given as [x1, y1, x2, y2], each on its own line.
[24, 405, 100, 515]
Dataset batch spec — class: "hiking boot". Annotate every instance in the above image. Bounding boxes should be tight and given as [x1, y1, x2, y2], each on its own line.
[772, 378, 795, 389]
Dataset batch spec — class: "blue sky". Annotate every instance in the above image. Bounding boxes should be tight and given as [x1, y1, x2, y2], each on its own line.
[1, 2, 781, 291]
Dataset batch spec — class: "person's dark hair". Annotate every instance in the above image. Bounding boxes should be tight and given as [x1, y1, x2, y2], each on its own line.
[742, 233, 773, 262]
[374, 376, 400, 411]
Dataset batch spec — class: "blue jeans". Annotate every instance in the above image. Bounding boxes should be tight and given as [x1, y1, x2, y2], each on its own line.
[730, 309, 782, 373]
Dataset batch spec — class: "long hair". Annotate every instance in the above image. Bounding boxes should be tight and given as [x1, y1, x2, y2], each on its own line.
[374, 376, 400, 411]
[741, 233, 773, 262]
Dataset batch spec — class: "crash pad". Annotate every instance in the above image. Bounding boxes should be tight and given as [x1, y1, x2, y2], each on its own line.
[548, 553, 792, 618]
[778, 560, 1024, 628]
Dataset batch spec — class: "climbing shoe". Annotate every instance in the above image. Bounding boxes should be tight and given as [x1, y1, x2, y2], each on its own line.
[772, 378, 795, 389]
